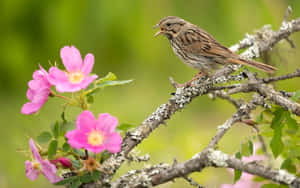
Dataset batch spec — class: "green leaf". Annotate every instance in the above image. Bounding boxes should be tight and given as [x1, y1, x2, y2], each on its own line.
[241, 142, 251, 157]
[48, 140, 58, 159]
[80, 172, 96, 183]
[100, 151, 112, 163]
[233, 152, 242, 182]
[256, 112, 263, 124]
[98, 72, 117, 82]
[36, 131, 52, 143]
[270, 126, 284, 158]
[235, 152, 242, 159]
[91, 170, 101, 181]
[70, 178, 81, 188]
[117, 123, 136, 132]
[285, 112, 298, 131]
[60, 121, 75, 136]
[96, 80, 133, 89]
[261, 184, 279, 188]
[61, 111, 67, 122]
[87, 95, 94, 104]
[271, 108, 285, 129]
[291, 90, 300, 101]
[69, 158, 81, 169]
[248, 140, 253, 155]
[234, 169, 242, 183]
[55, 176, 78, 185]
[62, 142, 71, 152]
[52, 121, 60, 139]
[72, 149, 86, 157]
[289, 147, 300, 158]
[281, 158, 296, 173]
[252, 176, 266, 182]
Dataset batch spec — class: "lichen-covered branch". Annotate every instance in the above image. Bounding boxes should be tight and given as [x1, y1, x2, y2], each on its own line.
[78, 11, 300, 188]
[111, 149, 300, 188]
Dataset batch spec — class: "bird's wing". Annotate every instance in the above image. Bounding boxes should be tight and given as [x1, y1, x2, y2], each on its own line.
[181, 26, 236, 59]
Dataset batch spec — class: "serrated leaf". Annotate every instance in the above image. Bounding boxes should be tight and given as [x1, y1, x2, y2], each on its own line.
[48, 140, 58, 159]
[117, 123, 136, 132]
[234, 169, 242, 183]
[52, 121, 60, 139]
[270, 126, 284, 158]
[55, 176, 78, 185]
[69, 158, 81, 169]
[80, 173, 94, 183]
[70, 178, 81, 188]
[62, 142, 71, 152]
[271, 108, 285, 129]
[291, 90, 300, 101]
[285, 112, 298, 131]
[281, 158, 296, 173]
[72, 149, 86, 157]
[91, 170, 101, 180]
[96, 80, 133, 88]
[60, 121, 75, 136]
[36, 131, 52, 143]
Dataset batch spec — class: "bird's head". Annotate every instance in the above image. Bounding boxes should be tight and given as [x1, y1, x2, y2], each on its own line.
[153, 16, 186, 40]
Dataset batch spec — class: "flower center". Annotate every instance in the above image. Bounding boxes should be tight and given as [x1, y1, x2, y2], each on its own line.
[32, 161, 41, 170]
[87, 130, 104, 146]
[68, 72, 84, 84]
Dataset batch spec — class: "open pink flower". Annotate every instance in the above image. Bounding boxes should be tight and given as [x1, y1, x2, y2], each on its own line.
[25, 139, 62, 183]
[48, 46, 98, 93]
[21, 66, 51, 115]
[66, 111, 122, 154]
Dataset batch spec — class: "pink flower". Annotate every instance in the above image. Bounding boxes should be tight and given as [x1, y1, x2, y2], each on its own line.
[66, 111, 122, 154]
[21, 66, 51, 115]
[48, 46, 98, 92]
[221, 144, 265, 188]
[25, 139, 62, 183]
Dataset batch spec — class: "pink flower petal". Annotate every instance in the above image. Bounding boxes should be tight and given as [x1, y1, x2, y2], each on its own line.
[26, 89, 35, 101]
[60, 46, 82, 72]
[48, 67, 68, 85]
[25, 161, 40, 181]
[79, 75, 98, 90]
[40, 160, 62, 183]
[81, 53, 95, 75]
[76, 111, 95, 131]
[84, 144, 105, 154]
[66, 130, 88, 149]
[21, 102, 42, 115]
[104, 132, 122, 153]
[97, 113, 119, 133]
[29, 139, 42, 162]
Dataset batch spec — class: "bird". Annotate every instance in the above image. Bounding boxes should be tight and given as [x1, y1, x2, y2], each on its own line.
[153, 16, 277, 87]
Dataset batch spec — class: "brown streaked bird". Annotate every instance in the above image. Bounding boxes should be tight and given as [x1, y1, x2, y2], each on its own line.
[153, 16, 277, 87]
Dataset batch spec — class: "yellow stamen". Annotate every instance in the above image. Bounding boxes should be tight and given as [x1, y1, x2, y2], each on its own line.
[68, 72, 84, 84]
[32, 161, 41, 170]
[87, 130, 104, 146]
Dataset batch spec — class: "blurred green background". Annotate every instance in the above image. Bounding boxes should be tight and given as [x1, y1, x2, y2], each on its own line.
[0, 0, 300, 187]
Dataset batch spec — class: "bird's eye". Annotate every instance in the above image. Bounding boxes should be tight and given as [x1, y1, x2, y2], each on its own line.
[166, 23, 171, 27]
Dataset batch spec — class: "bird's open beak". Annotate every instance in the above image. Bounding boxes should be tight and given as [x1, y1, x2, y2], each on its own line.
[154, 30, 163, 37]
[153, 24, 163, 37]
